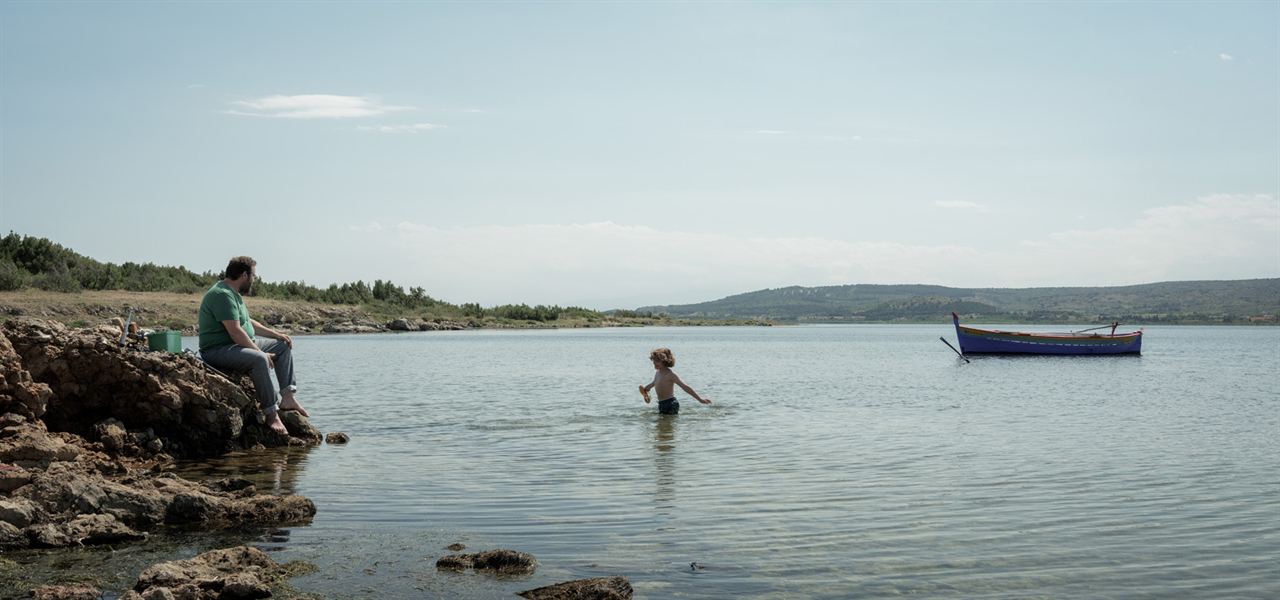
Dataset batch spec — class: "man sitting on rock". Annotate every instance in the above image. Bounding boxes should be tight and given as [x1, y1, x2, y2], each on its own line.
[198, 256, 308, 435]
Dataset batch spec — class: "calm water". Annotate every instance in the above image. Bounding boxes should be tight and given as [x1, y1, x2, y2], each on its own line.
[14, 325, 1280, 598]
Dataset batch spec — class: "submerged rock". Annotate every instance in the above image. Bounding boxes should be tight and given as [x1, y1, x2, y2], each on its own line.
[518, 576, 634, 600]
[436, 548, 538, 575]
[29, 583, 103, 600]
[202, 477, 255, 494]
[324, 432, 349, 444]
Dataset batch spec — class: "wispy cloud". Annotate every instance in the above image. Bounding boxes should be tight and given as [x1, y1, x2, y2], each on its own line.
[933, 200, 986, 211]
[356, 123, 445, 134]
[752, 129, 907, 144]
[1219, 53, 1234, 61]
[349, 221, 384, 233]
[1019, 194, 1279, 282]
[337, 194, 1277, 307]
[227, 94, 412, 119]
[821, 134, 863, 142]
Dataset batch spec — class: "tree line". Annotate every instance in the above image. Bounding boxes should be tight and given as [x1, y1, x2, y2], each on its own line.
[0, 232, 598, 322]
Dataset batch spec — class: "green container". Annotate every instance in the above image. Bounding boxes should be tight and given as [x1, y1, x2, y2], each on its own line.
[146, 330, 182, 353]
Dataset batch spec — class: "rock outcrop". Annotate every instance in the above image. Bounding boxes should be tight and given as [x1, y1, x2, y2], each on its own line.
[1, 319, 320, 458]
[0, 319, 318, 553]
[119, 545, 314, 600]
[0, 323, 53, 421]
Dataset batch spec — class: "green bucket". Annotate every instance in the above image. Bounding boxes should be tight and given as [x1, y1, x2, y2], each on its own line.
[146, 330, 182, 353]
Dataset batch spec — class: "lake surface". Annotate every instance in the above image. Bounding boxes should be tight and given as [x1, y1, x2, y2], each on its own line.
[16, 325, 1280, 598]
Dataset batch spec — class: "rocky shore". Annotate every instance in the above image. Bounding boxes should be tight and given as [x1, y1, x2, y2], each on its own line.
[0, 318, 633, 599]
[1, 318, 323, 596]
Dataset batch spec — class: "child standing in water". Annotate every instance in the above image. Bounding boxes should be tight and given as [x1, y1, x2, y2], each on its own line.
[639, 347, 712, 415]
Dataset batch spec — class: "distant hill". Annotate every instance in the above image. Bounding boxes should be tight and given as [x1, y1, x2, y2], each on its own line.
[638, 280, 1280, 324]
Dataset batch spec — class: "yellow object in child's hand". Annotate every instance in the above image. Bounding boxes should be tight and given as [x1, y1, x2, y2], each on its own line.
[638, 385, 651, 403]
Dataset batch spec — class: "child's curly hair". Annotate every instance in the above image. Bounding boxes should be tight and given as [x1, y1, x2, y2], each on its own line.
[649, 347, 675, 368]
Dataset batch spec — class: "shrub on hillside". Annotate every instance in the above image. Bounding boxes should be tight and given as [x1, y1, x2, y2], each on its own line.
[0, 258, 28, 291]
[32, 269, 82, 293]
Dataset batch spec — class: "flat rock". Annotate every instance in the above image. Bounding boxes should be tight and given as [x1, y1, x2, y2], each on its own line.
[0, 425, 81, 468]
[518, 577, 634, 600]
[0, 463, 32, 493]
[26, 513, 146, 548]
[278, 411, 322, 443]
[0, 497, 39, 527]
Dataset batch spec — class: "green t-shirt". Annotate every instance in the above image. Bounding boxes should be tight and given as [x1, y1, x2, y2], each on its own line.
[198, 281, 255, 350]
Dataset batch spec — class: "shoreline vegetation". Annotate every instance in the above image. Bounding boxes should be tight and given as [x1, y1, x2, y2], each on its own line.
[0, 233, 767, 334]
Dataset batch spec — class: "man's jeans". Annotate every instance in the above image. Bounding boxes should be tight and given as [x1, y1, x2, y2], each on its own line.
[200, 338, 295, 416]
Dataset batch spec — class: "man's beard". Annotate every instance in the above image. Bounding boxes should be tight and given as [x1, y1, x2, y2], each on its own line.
[239, 280, 252, 295]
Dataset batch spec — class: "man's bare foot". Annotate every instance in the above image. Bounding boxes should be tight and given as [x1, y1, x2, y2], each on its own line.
[267, 412, 288, 435]
[279, 395, 309, 417]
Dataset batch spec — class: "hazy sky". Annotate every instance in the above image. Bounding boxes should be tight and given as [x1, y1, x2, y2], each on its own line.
[2, 2, 1277, 308]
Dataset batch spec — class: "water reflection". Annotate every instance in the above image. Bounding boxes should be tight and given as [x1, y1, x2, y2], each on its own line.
[653, 415, 677, 513]
[170, 446, 315, 497]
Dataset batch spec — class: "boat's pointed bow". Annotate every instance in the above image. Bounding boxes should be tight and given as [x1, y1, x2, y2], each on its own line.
[951, 312, 966, 353]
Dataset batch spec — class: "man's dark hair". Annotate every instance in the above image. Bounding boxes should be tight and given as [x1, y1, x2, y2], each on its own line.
[225, 256, 257, 280]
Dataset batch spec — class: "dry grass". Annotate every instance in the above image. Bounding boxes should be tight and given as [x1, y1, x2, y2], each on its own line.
[0, 289, 345, 333]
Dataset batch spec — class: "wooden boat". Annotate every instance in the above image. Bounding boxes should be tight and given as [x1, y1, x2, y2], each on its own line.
[951, 312, 1142, 355]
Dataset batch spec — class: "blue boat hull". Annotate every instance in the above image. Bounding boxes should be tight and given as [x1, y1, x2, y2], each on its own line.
[952, 314, 1142, 355]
